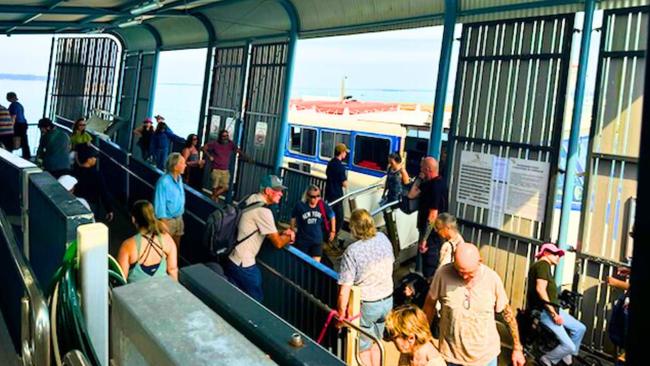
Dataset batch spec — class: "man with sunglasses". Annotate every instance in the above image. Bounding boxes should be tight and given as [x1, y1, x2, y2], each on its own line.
[290, 185, 336, 262]
[203, 129, 250, 202]
[423, 243, 526, 366]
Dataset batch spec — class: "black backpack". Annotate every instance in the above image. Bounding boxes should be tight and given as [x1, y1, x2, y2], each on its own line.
[203, 196, 265, 257]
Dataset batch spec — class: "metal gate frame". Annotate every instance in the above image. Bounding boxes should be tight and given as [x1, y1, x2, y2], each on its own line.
[446, 14, 574, 308]
[49, 37, 120, 123]
[574, 6, 648, 357]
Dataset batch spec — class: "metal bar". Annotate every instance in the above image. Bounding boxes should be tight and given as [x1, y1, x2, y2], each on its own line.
[556, 0, 596, 284]
[591, 153, 639, 164]
[602, 49, 646, 58]
[43, 36, 56, 118]
[0, 4, 119, 15]
[328, 182, 384, 207]
[428, 0, 457, 159]
[458, 218, 545, 246]
[453, 135, 554, 151]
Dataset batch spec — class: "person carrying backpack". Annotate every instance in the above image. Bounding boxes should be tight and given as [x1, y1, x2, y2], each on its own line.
[290, 184, 336, 263]
[224, 175, 295, 301]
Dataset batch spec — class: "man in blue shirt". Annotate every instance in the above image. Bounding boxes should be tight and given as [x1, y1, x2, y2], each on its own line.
[290, 185, 336, 262]
[325, 143, 348, 236]
[7, 92, 30, 159]
[154, 152, 186, 248]
[37, 118, 70, 178]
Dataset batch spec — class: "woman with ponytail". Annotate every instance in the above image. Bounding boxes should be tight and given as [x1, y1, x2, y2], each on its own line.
[117, 200, 178, 283]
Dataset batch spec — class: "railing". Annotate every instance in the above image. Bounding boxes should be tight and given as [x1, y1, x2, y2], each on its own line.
[0, 208, 50, 366]
[574, 252, 630, 360]
[328, 182, 384, 207]
[257, 245, 385, 366]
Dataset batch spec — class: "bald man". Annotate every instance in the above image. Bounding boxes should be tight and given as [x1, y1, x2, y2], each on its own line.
[423, 244, 526, 366]
[407, 156, 449, 278]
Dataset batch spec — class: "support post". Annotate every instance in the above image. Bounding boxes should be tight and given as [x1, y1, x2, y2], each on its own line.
[147, 50, 160, 118]
[43, 35, 56, 118]
[428, 0, 457, 159]
[197, 45, 214, 145]
[555, 0, 595, 284]
[77, 223, 109, 366]
[274, 32, 297, 175]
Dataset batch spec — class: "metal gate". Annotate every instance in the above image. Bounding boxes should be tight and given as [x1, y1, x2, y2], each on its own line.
[575, 6, 648, 357]
[49, 37, 120, 123]
[236, 42, 290, 200]
[447, 15, 573, 308]
[117, 51, 157, 151]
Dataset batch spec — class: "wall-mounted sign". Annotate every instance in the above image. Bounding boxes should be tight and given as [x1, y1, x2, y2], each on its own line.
[254, 121, 268, 148]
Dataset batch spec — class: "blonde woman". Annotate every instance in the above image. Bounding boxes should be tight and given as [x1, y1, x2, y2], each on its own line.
[386, 305, 446, 366]
[337, 209, 394, 366]
[117, 200, 178, 283]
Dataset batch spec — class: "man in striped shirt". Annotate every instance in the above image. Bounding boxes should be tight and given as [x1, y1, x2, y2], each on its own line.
[0, 104, 14, 150]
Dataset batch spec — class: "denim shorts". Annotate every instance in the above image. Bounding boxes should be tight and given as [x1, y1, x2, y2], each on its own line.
[359, 296, 393, 351]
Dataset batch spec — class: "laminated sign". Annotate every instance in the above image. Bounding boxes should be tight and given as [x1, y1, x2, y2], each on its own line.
[254, 121, 268, 148]
[456, 150, 550, 229]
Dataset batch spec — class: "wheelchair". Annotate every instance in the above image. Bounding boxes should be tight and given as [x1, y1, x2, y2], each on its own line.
[517, 290, 603, 366]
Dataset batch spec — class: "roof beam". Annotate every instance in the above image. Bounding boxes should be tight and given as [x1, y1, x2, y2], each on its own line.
[0, 4, 119, 15]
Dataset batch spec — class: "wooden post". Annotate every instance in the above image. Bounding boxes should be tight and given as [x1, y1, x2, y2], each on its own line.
[344, 285, 362, 366]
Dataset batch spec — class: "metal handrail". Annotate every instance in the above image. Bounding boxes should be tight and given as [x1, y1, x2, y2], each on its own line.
[0, 209, 50, 366]
[370, 200, 400, 217]
[328, 182, 384, 207]
[62, 350, 91, 366]
[257, 259, 385, 366]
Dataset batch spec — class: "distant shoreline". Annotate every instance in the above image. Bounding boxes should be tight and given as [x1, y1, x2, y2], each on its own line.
[0, 73, 46, 81]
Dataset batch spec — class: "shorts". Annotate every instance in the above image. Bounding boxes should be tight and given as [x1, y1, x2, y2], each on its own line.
[211, 169, 230, 189]
[359, 295, 393, 351]
[295, 241, 323, 257]
[164, 216, 184, 237]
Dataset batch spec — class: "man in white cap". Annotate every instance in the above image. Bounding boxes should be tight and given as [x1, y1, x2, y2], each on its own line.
[58, 175, 91, 211]
[527, 243, 586, 366]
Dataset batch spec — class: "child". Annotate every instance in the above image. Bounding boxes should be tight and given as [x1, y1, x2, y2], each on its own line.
[385, 305, 446, 366]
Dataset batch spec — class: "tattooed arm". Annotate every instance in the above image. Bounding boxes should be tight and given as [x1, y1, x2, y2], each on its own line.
[500, 304, 526, 366]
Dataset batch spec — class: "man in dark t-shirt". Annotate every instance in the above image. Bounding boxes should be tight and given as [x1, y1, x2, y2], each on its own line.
[290, 185, 336, 262]
[527, 243, 586, 366]
[408, 156, 448, 279]
[325, 143, 348, 234]
[7, 92, 30, 159]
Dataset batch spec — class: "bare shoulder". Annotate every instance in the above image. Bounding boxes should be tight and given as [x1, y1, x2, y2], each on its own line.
[161, 233, 177, 252]
[119, 237, 136, 255]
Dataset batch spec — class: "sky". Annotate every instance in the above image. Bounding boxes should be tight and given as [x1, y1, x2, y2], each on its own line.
[0, 26, 447, 93]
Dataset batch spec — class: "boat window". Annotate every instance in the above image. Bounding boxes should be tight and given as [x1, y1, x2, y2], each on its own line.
[353, 135, 390, 171]
[320, 131, 350, 163]
[289, 126, 317, 156]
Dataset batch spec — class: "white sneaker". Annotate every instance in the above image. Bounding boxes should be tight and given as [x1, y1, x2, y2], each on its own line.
[562, 355, 573, 365]
[539, 355, 553, 366]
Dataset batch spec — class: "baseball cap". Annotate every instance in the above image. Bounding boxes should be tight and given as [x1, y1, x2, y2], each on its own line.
[144, 117, 153, 123]
[334, 143, 349, 155]
[58, 175, 78, 191]
[535, 243, 565, 259]
[260, 175, 287, 190]
[154, 114, 165, 121]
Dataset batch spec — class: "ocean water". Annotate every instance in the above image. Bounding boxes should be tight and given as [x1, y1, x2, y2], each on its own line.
[0, 76, 439, 149]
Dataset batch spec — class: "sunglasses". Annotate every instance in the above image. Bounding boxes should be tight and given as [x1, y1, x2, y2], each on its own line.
[308, 194, 320, 199]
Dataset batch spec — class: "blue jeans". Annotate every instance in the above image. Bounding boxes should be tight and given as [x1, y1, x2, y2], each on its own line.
[447, 358, 497, 366]
[152, 148, 169, 170]
[224, 260, 264, 302]
[359, 296, 393, 351]
[539, 309, 587, 364]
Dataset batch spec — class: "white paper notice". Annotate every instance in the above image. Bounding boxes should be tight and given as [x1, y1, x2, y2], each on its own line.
[457, 151, 493, 209]
[505, 158, 550, 222]
[488, 157, 509, 228]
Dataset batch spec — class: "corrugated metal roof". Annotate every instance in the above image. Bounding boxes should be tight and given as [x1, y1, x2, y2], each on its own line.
[1, 0, 650, 51]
